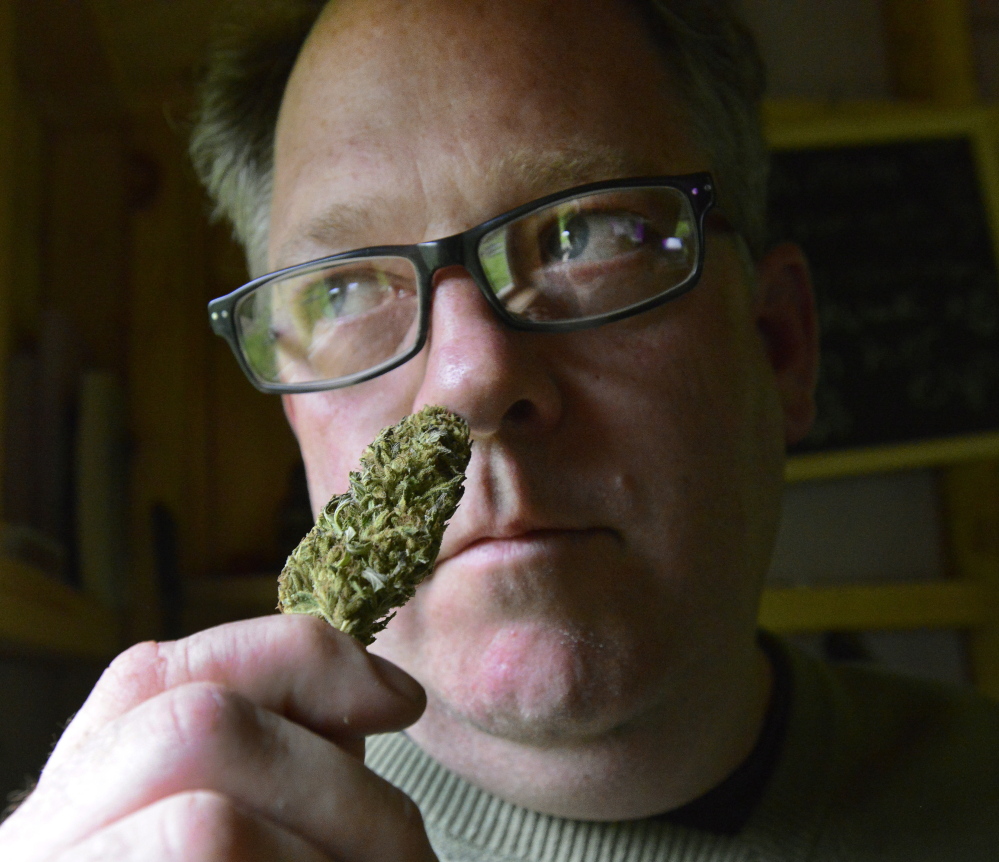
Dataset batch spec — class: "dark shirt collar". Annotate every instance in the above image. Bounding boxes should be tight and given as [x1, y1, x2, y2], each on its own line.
[658, 631, 794, 836]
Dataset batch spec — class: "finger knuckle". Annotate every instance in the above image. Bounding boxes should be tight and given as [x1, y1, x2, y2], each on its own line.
[159, 682, 257, 754]
[101, 640, 168, 696]
[161, 790, 258, 861]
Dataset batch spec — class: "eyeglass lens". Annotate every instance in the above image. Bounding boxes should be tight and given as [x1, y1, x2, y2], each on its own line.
[235, 185, 698, 386]
[479, 185, 698, 322]
[235, 256, 421, 385]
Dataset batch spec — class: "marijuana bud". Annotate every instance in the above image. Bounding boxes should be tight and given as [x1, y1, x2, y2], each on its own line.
[277, 405, 471, 645]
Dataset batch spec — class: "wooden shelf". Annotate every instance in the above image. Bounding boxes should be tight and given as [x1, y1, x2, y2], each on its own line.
[786, 433, 999, 483]
[0, 557, 120, 658]
[185, 576, 997, 637]
[761, 581, 994, 633]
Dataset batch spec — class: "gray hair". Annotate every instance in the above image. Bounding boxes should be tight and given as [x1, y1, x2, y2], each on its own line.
[190, 0, 768, 277]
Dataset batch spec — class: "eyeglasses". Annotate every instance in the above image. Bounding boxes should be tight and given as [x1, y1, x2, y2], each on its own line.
[208, 173, 716, 393]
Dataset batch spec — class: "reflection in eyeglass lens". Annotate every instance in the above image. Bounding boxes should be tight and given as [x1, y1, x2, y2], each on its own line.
[479, 186, 697, 322]
[235, 257, 420, 385]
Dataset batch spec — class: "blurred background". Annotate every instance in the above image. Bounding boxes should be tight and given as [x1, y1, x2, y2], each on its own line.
[2, 0, 999, 806]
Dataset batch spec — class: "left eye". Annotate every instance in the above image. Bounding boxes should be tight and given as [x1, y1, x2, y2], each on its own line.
[541, 211, 654, 264]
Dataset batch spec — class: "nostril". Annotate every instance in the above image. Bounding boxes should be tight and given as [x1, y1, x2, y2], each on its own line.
[504, 398, 535, 425]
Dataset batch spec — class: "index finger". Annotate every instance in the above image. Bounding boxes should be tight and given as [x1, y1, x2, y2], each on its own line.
[51, 615, 424, 763]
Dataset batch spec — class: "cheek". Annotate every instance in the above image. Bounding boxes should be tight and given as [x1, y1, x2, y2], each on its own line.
[563, 280, 785, 559]
[568, 288, 763, 448]
[287, 396, 358, 512]
[285, 383, 412, 513]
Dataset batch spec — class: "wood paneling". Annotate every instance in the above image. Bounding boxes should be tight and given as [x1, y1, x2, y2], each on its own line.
[205, 228, 303, 578]
[86, 0, 217, 113]
[0, 0, 15, 501]
[0, 556, 118, 657]
[15, 0, 123, 128]
[939, 461, 999, 698]
[46, 131, 128, 372]
[883, 0, 980, 103]
[125, 123, 211, 641]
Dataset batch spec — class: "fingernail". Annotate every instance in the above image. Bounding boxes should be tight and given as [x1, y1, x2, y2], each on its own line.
[369, 653, 425, 704]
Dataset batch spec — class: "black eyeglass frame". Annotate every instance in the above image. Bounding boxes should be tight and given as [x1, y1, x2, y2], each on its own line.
[208, 172, 716, 394]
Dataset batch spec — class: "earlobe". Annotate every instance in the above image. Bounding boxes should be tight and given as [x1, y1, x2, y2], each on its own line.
[753, 242, 820, 446]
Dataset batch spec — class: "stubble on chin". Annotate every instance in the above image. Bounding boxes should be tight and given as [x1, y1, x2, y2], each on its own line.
[408, 616, 676, 749]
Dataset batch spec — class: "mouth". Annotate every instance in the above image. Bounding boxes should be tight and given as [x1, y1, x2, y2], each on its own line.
[436, 526, 617, 569]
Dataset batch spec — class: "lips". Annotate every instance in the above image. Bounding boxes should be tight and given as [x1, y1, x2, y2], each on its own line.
[435, 525, 615, 569]
[437, 520, 559, 566]
[430, 449, 624, 573]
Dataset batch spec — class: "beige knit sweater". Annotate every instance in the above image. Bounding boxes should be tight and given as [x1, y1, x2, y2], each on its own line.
[366, 638, 999, 861]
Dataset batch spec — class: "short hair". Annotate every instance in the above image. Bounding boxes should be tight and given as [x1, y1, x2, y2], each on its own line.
[190, 0, 768, 277]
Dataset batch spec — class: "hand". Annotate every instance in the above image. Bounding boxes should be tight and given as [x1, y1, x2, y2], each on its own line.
[0, 615, 438, 861]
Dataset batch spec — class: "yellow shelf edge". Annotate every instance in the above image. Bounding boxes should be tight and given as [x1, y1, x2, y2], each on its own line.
[786, 433, 999, 482]
[760, 581, 993, 633]
[0, 557, 120, 658]
[763, 101, 997, 150]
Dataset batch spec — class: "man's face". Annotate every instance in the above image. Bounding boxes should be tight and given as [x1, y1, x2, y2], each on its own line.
[271, 0, 811, 758]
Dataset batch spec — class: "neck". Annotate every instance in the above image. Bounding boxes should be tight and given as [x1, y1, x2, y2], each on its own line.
[405, 641, 774, 820]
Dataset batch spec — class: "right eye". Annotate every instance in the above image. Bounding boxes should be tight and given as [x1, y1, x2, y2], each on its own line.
[296, 269, 399, 326]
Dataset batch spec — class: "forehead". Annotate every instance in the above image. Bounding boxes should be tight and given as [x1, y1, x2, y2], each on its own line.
[270, 0, 705, 263]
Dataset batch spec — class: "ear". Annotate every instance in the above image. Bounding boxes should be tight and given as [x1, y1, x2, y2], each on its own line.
[753, 241, 819, 446]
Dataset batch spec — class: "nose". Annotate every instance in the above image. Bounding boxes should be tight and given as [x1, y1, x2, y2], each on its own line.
[411, 266, 563, 439]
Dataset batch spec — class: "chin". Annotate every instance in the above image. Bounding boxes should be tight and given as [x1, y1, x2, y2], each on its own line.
[367, 534, 727, 749]
[378, 607, 666, 746]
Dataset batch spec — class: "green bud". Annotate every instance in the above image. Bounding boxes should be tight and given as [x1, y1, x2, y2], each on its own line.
[277, 405, 471, 645]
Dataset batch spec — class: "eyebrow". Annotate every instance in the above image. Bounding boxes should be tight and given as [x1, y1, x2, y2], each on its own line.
[275, 143, 645, 267]
[275, 197, 383, 266]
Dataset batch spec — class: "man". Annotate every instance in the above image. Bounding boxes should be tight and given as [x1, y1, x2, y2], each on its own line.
[2, 1, 997, 859]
